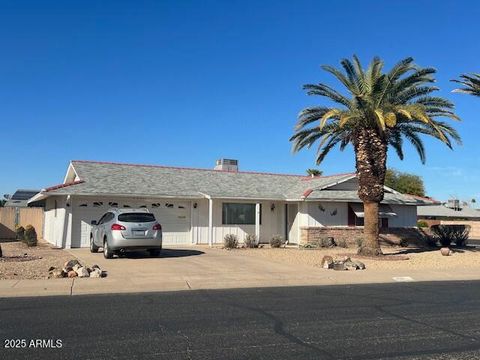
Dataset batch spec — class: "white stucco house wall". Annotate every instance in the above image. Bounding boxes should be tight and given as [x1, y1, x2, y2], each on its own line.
[29, 159, 430, 249]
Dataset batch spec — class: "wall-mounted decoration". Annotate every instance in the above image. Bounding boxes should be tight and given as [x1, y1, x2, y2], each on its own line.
[318, 204, 325, 212]
[330, 209, 337, 216]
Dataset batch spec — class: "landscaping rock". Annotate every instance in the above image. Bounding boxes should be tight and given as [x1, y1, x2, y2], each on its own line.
[91, 264, 100, 270]
[64, 259, 81, 269]
[76, 267, 90, 278]
[67, 270, 78, 278]
[89, 268, 102, 278]
[344, 261, 359, 271]
[353, 260, 366, 270]
[48, 266, 56, 272]
[49, 269, 65, 278]
[321, 255, 334, 269]
[333, 262, 346, 271]
[72, 263, 81, 271]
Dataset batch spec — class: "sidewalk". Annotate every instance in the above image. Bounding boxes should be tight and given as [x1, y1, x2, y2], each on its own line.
[1, 246, 479, 298]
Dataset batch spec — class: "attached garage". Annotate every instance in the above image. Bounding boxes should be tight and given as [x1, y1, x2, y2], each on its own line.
[69, 197, 192, 247]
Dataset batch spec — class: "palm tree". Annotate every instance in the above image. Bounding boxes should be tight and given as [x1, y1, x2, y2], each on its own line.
[452, 73, 480, 97]
[306, 168, 323, 177]
[291, 56, 461, 256]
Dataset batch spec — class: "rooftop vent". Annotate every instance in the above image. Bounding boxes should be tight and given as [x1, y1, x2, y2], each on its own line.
[446, 199, 461, 211]
[214, 159, 238, 172]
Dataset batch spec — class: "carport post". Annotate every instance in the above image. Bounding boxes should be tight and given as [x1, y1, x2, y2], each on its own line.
[208, 198, 213, 247]
[255, 203, 260, 243]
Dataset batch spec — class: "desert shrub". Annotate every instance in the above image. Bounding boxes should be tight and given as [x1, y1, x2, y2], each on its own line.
[431, 225, 470, 248]
[270, 235, 284, 248]
[244, 234, 257, 248]
[423, 236, 438, 248]
[224, 234, 238, 249]
[355, 237, 363, 248]
[319, 237, 335, 248]
[417, 220, 429, 228]
[23, 225, 38, 247]
[15, 225, 25, 241]
[334, 238, 348, 248]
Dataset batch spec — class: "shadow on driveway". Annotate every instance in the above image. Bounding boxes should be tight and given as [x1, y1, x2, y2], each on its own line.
[118, 248, 205, 259]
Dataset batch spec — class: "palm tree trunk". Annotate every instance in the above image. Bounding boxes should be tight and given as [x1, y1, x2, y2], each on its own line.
[361, 201, 382, 256]
[354, 129, 387, 256]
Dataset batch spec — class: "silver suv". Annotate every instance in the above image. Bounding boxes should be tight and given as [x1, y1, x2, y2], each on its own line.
[90, 208, 163, 259]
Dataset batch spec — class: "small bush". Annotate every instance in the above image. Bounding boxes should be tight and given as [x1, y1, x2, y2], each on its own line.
[23, 225, 38, 247]
[399, 239, 409, 248]
[244, 234, 257, 248]
[319, 237, 335, 248]
[224, 234, 238, 249]
[417, 220, 429, 228]
[15, 225, 25, 241]
[424, 236, 438, 248]
[334, 238, 348, 248]
[431, 225, 470, 248]
[270, 235, 284, 248]
[355, 238, 363, 248]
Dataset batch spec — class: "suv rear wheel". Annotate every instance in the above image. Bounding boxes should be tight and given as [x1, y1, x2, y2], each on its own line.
[103, 239, 114, 259]
[90, 235, 99, 253]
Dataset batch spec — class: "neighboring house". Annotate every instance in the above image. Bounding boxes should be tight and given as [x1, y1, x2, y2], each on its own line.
[4, 189, 41, 208]
[29, 159, 431, 249]
[418, 200, 480, 221]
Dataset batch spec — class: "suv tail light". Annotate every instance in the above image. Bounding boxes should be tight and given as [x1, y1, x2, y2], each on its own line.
[152, 223, 162, 231]
[111, 224, 126, 231]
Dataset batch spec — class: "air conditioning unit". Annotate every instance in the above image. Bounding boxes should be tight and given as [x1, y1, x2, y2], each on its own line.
[214, 159, 238, 172]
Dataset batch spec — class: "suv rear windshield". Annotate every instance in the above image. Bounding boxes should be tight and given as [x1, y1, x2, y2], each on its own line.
[118, 213, 156, 223]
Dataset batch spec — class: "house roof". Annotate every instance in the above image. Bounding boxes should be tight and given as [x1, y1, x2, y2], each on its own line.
[30, 160, 428, 205]
[4, 189, 40, 207]
[417, 204, 480, 219]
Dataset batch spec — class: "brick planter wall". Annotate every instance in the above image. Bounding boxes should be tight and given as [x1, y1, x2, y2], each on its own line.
[300, 226, 427, 247]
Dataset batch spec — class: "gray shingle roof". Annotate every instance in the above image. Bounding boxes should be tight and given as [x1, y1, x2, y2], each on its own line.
[36, 160, 426, 205]
[418, 204, 480, 219]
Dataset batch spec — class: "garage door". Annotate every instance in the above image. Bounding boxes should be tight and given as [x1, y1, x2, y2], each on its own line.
[74, 201, 109, 248]
[74, 199, 192, 247]
[150, 201, 191, 245]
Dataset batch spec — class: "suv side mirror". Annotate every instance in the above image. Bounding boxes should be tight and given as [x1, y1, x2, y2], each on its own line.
[91, 220, 97, 225]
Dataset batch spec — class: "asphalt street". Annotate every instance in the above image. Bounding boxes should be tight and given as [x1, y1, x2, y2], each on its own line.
[1, 281, 480, 359]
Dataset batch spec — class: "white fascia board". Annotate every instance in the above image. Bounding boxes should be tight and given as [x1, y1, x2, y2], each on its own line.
[313, 174, 357, 191]
[62, 162, 80, 184]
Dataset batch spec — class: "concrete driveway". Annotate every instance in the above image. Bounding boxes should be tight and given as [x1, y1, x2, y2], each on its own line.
[68, 246, 342, 295]
[2, 245, 480, 298]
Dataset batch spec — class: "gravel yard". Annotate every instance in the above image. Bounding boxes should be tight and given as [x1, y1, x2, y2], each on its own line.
[232, 245, 480, 271]
[0, 241, 76, 280]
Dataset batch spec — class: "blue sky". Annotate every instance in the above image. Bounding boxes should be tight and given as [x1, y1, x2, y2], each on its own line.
[0, 0, 479, 201]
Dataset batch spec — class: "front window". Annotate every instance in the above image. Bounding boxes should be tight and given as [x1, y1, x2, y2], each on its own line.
[222, 203, 260, 225]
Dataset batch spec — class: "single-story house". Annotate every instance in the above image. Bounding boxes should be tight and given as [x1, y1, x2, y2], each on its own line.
[4, 189, 41, 208]
[29, 159, 431, 248]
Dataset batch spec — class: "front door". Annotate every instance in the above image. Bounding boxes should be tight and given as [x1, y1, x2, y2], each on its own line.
[286, 204, 298, 243]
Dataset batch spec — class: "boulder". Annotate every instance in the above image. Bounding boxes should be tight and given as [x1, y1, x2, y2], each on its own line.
[50, 269, 65, 278]
[67, 270, 78, 278]
[344, 261, 359, 271]
[76, 267, 90, 278]
[353, 260, 366, 270]
[64, 259, 81, 269]
[333, 262, 346, 271]
[321, 255, 334, 269]
[72, 264, 81, 271]
[89, 268, 102, 278]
